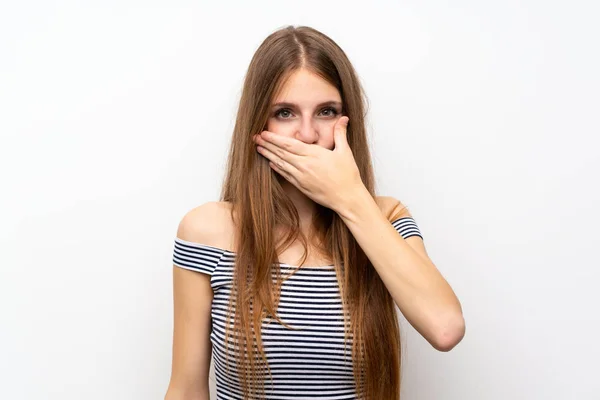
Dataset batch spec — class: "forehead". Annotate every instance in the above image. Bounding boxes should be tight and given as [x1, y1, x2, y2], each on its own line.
[273, 69, 341, 104]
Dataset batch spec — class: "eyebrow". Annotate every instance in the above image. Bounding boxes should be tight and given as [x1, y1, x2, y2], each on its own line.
[271, 101, 342, 109]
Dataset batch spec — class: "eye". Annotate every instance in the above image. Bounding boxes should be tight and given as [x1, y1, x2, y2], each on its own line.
[320, 107, 339, 117]
[274, 108, 293, 119]
[273, 106, 340, 120]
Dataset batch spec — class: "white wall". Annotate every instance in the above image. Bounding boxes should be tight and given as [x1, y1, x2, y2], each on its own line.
[1, 1, 598, 399]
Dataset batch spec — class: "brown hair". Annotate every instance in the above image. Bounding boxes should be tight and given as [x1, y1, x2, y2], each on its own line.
[219, 25, 402, 400]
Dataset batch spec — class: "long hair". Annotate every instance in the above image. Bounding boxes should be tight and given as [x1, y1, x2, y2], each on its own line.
[219, 25, 402, 400]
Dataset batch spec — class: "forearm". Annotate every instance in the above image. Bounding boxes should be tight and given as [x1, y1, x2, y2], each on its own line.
[335, 186, 464, 350]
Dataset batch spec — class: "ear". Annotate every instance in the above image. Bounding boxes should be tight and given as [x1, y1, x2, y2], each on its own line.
[333, 116, 350, 151]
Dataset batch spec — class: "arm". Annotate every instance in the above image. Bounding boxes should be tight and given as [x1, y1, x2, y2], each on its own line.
[337, 190, 465, 352]
[165, 208, 215, 400]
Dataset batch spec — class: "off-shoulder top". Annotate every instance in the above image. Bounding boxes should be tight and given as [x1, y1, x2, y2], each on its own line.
[172, 216, 423, 399]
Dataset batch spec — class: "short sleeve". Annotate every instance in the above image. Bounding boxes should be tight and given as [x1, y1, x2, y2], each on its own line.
[391, 216, 423, 241]
[172, 237, 224, 276]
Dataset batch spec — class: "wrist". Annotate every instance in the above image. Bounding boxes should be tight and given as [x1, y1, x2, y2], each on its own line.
[335, 184, 376, 223]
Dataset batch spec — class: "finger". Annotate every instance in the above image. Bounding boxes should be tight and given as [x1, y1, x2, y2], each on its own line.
[268, 160, 297, 185]
[255, 135, 304, 169]
[333, 116, 350, 151]
[257, 145, 300, 179]
[256, 131, 311, 157]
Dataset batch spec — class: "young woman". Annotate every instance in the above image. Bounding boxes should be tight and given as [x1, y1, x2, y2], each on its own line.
[166, 25, 465, 400]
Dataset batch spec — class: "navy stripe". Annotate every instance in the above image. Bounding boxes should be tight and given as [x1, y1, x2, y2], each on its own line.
[172, 216, 422, 399]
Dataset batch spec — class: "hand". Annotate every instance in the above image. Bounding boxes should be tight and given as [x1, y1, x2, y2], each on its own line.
[252, 116, 365, 213]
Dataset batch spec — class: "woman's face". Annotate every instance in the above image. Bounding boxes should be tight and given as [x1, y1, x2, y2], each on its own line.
[266, 68, 343, 150]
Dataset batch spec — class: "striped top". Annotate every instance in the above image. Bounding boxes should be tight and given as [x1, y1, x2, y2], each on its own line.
[172, 216, 423, 400]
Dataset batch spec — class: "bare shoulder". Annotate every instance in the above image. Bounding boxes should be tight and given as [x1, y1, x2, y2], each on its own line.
[375, 195, 412, 222]
[176, 201, 235, 250]
[169, 202, 228, 396]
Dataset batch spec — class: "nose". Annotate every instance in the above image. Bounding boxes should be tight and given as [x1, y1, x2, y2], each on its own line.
[294, 116, 319, 144]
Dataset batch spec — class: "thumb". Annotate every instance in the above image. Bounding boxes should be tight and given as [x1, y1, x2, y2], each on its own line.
[333, 116, 350, 151]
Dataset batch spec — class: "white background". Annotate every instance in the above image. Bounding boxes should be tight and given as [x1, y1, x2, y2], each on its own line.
[1, 1, 599, 399]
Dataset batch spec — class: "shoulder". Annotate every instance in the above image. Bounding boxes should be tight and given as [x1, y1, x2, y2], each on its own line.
[375, 195, 412, 221]
[176, 201, 235, 250]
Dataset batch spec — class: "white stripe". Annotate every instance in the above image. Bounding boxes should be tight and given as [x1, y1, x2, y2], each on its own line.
[172, 217, 420, 399]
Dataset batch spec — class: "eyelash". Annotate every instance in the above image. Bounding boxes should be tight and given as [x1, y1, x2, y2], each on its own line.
[274, 107, 339, 119]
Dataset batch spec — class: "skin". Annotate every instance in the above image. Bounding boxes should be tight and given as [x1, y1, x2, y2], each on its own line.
[253, 68, 465, 351]
[259, 68, 347, 231]
[166, 67, 464, 400]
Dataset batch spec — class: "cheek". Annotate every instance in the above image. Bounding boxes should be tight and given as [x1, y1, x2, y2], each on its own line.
[265, 120, 284, 134]
[266, 119, 302, 139]
[322, 134, 335, 150]
[319, 122, 336, 149]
